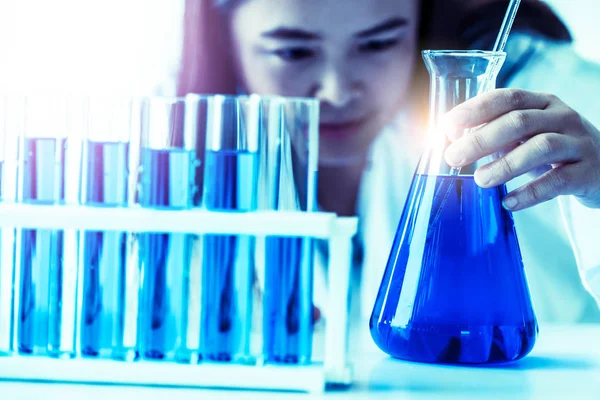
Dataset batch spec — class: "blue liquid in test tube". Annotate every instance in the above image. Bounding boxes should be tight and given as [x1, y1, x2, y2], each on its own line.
[263, 236, 314, 364]
[202, 149, 257, 362]
[18, 137, 67, 355]
[80, 141, 129, 358]
[0, 153, 18, 355]
[138, 147, 195, 361]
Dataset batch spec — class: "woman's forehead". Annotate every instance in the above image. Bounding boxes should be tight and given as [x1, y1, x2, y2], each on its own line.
[231, 0, 418, 38]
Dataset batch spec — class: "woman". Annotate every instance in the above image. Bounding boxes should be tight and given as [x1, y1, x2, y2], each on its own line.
[178, 0, 600, 323]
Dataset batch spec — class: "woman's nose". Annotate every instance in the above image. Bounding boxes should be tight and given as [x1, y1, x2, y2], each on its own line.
[313, 66, 362, 108]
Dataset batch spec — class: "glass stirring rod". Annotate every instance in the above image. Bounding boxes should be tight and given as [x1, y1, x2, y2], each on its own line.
[427, 0, 522, 237]
[448, 0, 522, 178]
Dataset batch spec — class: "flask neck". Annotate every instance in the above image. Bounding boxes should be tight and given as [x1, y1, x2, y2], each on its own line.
[418, 51, 506, 176]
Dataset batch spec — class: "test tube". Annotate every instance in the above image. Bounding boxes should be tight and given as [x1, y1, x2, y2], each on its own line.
[137, 96, 203, 362]
[200, 95, 260, 363]
[78, 97, 139, 360]
[0, 96, 18, 355]
[16, 96, 83, 358]
[257, 97, 319, 364]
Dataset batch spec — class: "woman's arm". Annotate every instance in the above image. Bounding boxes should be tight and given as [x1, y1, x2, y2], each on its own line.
[560, 196, 600, 306]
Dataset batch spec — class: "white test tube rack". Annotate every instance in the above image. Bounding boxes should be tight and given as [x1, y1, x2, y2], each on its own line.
[0, 204, 357, 393]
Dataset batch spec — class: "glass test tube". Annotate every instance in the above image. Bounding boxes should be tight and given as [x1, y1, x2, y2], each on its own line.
[78, 97, 139, 360]
[258, 97, 319, 364]
[17, 96, 83, 358]
[137, 96, 203, 362]
[0, 96, 19, 355]
[200, 95, 259, 363]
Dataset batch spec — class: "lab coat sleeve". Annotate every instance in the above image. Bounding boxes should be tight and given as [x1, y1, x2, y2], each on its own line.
[559, 197, 600, 306]
[506, 35, 600, 304]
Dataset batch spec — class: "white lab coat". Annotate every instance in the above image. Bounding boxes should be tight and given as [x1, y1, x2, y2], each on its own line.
[355, 33, 600, 324]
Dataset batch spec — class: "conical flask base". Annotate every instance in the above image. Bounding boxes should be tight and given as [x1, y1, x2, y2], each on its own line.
[370, 174, 538, 364]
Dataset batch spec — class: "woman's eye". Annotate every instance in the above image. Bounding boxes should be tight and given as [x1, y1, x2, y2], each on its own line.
[273, 47, 315, 62]
[358, 38, 400, 53]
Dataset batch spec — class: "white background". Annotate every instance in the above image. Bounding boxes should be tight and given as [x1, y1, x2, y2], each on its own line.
[0, 0, 185, 94]
[0, 0, 598, 94]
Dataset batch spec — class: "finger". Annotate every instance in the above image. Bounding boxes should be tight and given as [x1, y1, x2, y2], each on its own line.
[502, 164, 582, 211]
[444, 108, 571, 167]
[473, 133, 582, 187]
[440, 89, 558, 139]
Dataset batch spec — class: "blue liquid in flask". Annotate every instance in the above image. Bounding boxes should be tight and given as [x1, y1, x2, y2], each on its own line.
[81, 141, 129, 358]
[370, 174, 537, 364]
[263, 236, 313, 364]
[138, 147, 195, 361]
[202, 149, 256, 362]
[18, 137, 66, 355]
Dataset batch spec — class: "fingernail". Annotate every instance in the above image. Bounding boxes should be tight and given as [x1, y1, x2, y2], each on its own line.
[445, 144, 465, 166]
[474, 168, 493, 186]
[503, 196, 519, 210]
[313, 306, 321, 323]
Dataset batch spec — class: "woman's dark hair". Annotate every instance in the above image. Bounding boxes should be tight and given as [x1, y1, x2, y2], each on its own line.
[423, 0, 571, 49]
[177, 0, 572, 96]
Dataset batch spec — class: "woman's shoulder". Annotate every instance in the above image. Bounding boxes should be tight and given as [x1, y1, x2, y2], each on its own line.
[506, 32, 600, 77]
[502, 32, 600, 126]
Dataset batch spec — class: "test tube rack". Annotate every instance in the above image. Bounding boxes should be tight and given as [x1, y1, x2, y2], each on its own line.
[0, 204, 357, 393]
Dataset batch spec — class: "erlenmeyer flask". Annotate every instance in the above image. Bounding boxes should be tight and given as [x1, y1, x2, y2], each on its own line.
[370, 50, 538, 364]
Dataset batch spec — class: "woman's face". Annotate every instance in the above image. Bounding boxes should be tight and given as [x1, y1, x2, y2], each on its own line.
[229, 0, 419, 165]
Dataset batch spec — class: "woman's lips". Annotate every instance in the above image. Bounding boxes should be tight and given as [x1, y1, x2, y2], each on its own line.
[319, 119, 364, 139]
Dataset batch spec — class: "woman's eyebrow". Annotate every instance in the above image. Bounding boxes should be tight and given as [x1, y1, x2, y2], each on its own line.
[260, 16, 408, 41]
[355, 17, 408, 38]
[261, 27, 322, 41]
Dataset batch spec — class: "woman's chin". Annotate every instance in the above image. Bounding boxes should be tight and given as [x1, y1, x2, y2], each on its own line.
[318, 149, 368, 167]
[317, 135, 376, 167]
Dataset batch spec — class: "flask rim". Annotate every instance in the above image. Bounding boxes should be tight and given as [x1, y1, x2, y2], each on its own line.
[422, 50, 506, 58]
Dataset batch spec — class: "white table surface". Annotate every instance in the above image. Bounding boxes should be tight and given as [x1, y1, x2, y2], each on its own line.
[1, 323, 598, 399]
